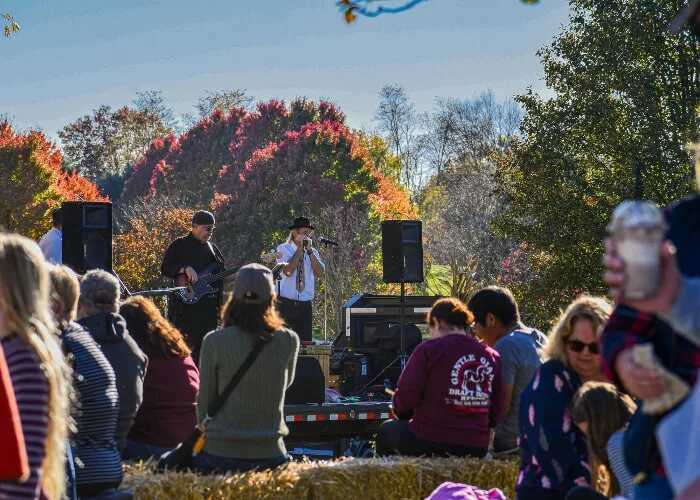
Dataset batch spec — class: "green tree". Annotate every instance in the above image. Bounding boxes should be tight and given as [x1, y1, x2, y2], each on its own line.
[59, 103, 174, 184]
[495, 0, 700, 327]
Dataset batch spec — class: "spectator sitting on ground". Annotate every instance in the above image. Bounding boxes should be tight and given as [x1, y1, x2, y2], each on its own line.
[193, 263, 299, 474]
[39, 206, 62, 263]
[565, 382, 637, 500]
[376, 297, 504, 459]
[49, 265, 123, 497]
[119, 296, 199, 460]
[77, 269, 148, 452]
[516, 296, 612, 500]
[0, 234, 71, 500]
[467, 286, 546, 456]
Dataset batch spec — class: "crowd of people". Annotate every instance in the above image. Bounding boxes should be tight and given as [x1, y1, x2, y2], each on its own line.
[1, 188, 698, 500]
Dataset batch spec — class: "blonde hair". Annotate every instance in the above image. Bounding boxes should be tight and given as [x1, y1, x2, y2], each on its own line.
[542, 296, 612, 367]
[0, 234, 71, 499]
[48, 264, 80, 325]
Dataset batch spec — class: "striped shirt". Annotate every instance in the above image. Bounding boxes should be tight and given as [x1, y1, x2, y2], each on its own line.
[607, 431, 635, 500]
[61, 323, 123, 488]
[0, 335, 49, 500]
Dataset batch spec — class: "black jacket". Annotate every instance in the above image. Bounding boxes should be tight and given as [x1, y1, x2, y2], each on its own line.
[78, 313, 148, 451]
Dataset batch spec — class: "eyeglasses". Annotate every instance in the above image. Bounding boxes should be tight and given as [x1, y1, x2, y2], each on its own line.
[201, 225, 215, 232]
[567, 339, 599, 355]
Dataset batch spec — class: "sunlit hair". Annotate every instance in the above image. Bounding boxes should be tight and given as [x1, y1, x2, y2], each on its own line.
[426, 297, 475, 332]
[79, 269, 120, 316]
[0, 233, 71, 499]
[48, 264, 80, 326]
[542, 296, 612, 366]
[221, 294, 284, 335]
[120, 296, 190, 359]
[572, 382, 637, 497]
[285, 228, 311, 244]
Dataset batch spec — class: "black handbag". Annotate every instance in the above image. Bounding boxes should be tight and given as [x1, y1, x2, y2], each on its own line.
[156, 335, 269, 472]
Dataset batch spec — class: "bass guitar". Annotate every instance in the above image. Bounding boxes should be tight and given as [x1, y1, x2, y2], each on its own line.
[173, 263, 242, 305]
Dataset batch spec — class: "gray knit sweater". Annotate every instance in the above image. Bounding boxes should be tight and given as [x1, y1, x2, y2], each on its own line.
[197, 325, 299, 459]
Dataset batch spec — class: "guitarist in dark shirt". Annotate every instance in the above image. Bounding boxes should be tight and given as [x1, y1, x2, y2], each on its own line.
[161, 210, 226, 365]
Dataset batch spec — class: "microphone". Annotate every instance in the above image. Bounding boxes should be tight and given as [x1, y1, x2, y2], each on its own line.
[319, 237, 339, 247]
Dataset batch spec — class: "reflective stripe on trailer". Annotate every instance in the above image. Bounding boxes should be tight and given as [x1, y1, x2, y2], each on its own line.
[285, 412, 386, 422]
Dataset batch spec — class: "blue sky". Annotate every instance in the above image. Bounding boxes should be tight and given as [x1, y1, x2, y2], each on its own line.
[1, 0, 570, 140]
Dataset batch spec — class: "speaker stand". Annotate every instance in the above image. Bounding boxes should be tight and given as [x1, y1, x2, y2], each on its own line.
[356, 281, 410, 397]
[399, 281, 408, 370]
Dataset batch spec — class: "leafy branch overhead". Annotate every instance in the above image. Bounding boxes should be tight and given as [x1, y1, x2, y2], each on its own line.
[338, 0, 539, 23]
[4, 13, 19, 37]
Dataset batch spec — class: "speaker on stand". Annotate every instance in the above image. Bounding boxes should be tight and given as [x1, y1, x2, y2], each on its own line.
[380, 220, 424, 373]
[62, 201, 113, 275]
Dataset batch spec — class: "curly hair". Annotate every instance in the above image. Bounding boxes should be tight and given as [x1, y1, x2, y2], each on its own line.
[119, 296, 190, 359]
[541, 296, 612, 366]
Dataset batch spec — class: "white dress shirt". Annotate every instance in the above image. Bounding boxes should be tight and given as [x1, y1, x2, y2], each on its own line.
[275, 242, 325, 301]
[39, 227, 62, 263]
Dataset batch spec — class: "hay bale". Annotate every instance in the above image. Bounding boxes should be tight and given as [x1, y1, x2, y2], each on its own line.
[123, 456, 519, 499]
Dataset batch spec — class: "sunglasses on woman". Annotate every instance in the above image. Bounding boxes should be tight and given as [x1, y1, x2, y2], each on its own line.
[567, 339, 599, 354]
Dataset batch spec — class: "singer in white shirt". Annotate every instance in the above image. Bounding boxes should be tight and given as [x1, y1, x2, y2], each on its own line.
[275, 216, 325, 342]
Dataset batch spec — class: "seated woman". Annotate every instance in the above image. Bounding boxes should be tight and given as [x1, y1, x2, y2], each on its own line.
[119, 296, 199, 460]
[516, 296, 612, 500]
[376, 297, 504, 458]
[565, 382, 637, 500]
[0, 234, 71, 500]
[193, 263, 299, 474]
[49, 265, 123, 497]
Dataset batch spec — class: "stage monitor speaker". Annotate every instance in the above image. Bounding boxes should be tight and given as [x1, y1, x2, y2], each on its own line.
[286, 356, 326, 404]
[381, 220, 423, 283]
[62, 201, 113, 274]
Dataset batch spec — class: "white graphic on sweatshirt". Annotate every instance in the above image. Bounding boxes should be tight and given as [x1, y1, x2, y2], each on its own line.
[447, 353, 494, 411]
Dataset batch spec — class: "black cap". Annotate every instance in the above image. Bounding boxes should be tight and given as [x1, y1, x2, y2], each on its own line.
[192, 210, 215, 226]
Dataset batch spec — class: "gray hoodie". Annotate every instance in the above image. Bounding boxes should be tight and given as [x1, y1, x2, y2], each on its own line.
[78, 313, 148, 451]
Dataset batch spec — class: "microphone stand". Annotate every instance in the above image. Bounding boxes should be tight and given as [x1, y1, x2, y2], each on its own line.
[319, 239, 332, 344]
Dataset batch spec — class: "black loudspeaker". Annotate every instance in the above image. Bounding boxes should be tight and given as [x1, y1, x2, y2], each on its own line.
[381, 220, 423, 283]
[62, 202, 113, 274]
[285, 356, 325, 404]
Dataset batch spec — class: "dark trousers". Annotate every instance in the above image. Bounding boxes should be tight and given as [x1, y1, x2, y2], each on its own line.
[278, 297, 313, 342]
[375, 419, 488, 458]
[168, 294, 219, 364]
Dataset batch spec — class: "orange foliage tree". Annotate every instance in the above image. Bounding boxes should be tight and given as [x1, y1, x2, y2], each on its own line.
[113, 203, 194, 293]
[0, 121, 106, 239]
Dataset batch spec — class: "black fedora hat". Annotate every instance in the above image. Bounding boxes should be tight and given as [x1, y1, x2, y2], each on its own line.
[289, 216, 314, 230]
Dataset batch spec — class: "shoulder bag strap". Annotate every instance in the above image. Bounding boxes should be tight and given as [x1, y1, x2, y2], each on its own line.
[206, 335, 269, 419]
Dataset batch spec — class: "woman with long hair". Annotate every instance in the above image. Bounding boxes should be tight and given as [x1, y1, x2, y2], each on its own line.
[375, 297, 504, 458]
[119, 296, 199, 460]
[193, 263, 299, 474]
[516, 296, 612, 500]
[564, 382, 637, 500]
[0, 233, 71, 499]
[48, 265, 122, 497]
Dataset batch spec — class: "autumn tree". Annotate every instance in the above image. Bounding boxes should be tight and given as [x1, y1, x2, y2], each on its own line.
[495, 0, 700, 326]
[59, 100, 174, 186]
[375, 84, 425, 200]
[114, 198, 193, 293]
[213, 120, 379, 263]
[181, 89, 253, 130]
[0, 121, 106, 239]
